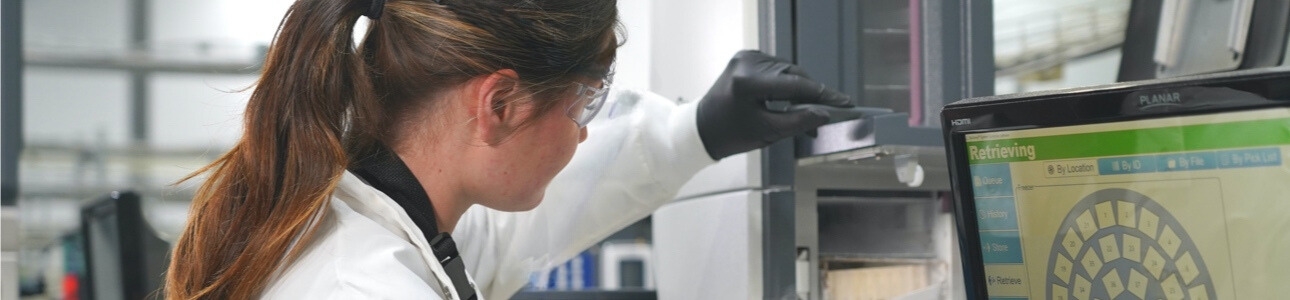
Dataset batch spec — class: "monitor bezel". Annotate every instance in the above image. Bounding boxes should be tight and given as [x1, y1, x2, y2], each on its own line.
[79, 191, 169, 300]
[941, 66, 1290, 299]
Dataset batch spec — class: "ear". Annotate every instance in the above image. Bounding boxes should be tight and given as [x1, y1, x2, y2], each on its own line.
[467, 69, 528, 146]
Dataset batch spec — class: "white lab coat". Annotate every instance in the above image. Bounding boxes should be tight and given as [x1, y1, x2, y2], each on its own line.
[260, 88, 717, 299]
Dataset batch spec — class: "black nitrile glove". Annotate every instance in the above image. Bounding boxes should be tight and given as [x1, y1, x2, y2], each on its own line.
[696, 50, 853, 160]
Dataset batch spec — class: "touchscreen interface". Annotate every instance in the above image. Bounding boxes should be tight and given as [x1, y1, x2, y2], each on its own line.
[965, 108, 1290, 299]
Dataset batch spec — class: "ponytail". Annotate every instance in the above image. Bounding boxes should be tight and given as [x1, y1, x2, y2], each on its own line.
[165, 0, 376, 298]
[166, 0, 622, 297]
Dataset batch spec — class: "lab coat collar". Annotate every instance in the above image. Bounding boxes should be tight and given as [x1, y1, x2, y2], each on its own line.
[349, 144, 443, 239]
[348, 144, 478, 300]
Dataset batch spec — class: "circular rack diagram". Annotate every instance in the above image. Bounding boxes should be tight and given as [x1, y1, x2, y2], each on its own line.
[1045, 188, 1216, 300]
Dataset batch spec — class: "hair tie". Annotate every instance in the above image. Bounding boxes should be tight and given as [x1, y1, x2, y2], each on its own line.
[365, 0, 386, 20]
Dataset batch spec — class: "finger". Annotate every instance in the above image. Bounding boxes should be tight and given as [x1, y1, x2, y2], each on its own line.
[781, 63, 812, 79]
[735, 50, 777, 67]
[734, 49, 767, 59]
[738, 50, 803, 75]
[752, 73, 852, 107]
[766, 106, 830, 139]
[757, 55, 807, 78]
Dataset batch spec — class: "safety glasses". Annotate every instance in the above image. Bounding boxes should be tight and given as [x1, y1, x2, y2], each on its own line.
[566, 77, 611, 128]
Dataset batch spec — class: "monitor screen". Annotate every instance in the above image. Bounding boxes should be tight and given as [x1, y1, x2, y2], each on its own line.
[962, 107, 1290, 299]
[79, 191, 171, 300]
[86, 212, 124, 300]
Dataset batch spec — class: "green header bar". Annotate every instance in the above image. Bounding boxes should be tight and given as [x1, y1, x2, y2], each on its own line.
[966, 118, 1290, 164]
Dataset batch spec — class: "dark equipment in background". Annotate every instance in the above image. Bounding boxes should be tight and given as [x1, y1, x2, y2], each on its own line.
[80, 191, 172, 300]
[1118, 0, 1290, 81]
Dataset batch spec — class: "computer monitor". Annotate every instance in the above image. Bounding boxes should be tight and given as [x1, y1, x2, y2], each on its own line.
[80, 191, 172, 300]
[942, 67, 1290, 299]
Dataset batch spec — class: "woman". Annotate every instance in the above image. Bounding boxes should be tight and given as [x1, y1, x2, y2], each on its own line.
[164, 0, 850, 299]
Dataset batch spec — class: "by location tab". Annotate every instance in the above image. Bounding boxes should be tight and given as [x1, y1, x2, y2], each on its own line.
[970, 164, 1014, 197]
[1043, 159, 1098, 178]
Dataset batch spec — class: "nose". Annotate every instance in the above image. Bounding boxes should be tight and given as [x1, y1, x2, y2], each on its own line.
[578, 127, 588, 143]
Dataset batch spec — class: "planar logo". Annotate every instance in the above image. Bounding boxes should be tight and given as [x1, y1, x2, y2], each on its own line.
[1138, 92, 1183, 110]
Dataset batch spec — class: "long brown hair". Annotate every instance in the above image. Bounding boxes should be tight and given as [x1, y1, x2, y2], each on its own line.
[164, 0, 619, 298]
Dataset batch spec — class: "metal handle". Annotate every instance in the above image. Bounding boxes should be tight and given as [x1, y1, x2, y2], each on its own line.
[1227, 0, 1255, 56]
[1154, 0, 1188, 69]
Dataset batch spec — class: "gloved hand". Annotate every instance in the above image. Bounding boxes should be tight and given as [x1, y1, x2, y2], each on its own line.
[696, 50, 853, 160]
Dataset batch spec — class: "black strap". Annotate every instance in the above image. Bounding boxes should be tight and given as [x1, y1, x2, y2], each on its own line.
[350, 144, 477, 300]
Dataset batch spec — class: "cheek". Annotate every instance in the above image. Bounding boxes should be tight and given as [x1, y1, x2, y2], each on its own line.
[504, 110, 580, 208]
[535, 111, 581, 174]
